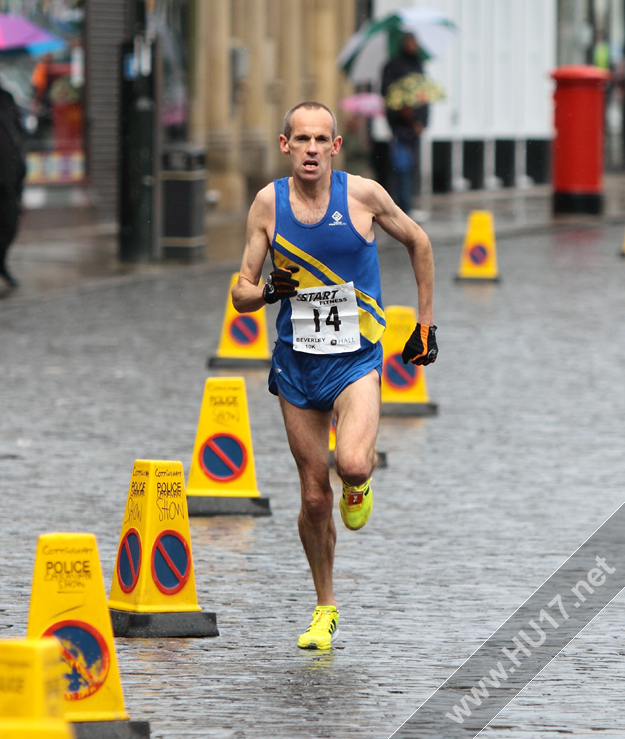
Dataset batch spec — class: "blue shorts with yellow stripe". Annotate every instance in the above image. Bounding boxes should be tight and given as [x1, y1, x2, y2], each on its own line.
[268, 339, 383, 411]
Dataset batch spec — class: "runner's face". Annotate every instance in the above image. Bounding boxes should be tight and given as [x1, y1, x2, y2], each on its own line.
[279, 108, 342, 181]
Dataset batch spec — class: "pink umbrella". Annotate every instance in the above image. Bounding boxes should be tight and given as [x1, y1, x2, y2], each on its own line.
[339, 92, 385, 118]
[0, 14, 66, 54]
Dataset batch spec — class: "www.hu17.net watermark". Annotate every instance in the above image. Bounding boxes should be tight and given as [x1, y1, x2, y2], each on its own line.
[390, 502, 625, 739]
[446, 555, 615, 726]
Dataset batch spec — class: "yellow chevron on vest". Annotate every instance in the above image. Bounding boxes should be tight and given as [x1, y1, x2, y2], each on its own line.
[274, 233, 385, 343]
[275, 234, 385, 318]
[355, 288, 385, 321]
[359, 309, 385, 344]
[275, 233, 342, 285]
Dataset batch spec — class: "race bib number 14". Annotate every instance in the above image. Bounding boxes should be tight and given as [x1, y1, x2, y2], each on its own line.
[291, 282, 361, 354]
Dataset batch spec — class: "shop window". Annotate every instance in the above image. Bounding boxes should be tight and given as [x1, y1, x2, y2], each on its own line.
[0, 0, 85, 185]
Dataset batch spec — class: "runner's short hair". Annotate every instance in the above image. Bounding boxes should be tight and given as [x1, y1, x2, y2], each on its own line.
[283, 102, 337, 140]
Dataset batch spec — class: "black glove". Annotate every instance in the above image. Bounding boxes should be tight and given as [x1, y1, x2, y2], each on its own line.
[401, 324, 438, 365]
[262, 265, 300, 304]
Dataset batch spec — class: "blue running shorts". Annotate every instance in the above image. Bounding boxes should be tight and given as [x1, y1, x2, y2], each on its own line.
[268, 339, 383, 411]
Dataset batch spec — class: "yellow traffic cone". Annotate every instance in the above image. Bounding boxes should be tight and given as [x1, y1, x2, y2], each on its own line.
[455, 210, 500, 281]
[108, 460, 219, 638]
[187, 377, 271, 516]
[0, 638, 73, 739]
[26, 533, 150, 736]
[208, 273, 272, 368]
[380, 306, 438, 417]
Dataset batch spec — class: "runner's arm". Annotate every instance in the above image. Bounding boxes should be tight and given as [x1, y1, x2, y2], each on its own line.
[367, 181, 434, 326]
[231, 186, 274, 313]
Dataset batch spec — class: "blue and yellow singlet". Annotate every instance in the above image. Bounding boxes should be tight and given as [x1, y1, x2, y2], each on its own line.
[271, 170, 385, 352]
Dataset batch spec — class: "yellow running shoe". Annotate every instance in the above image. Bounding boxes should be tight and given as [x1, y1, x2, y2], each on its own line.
[297, 606, 339, 650]
[339, 478, 373, 531]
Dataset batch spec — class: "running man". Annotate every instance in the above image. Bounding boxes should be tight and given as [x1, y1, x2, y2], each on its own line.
[232, 102, 437, 649]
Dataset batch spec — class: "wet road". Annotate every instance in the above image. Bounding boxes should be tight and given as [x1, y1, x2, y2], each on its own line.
[1, 222, 625, 738]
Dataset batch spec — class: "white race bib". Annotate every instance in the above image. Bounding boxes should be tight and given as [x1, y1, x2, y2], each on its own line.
[290, 282, 361, 354]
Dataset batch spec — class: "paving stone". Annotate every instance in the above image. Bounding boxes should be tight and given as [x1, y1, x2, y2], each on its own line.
[1, 222, 624, 738]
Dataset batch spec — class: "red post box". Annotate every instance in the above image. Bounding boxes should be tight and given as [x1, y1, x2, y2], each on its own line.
[551, 65, 611, 214]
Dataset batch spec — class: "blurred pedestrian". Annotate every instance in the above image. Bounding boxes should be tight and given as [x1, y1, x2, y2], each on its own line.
[0, 80, 26, 288]
[381, 32, 429, 217]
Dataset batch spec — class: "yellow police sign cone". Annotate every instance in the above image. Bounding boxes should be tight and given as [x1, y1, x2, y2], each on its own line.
[26, 533, 150, 737]
[380, 306, 438, 416]
[108, 460, 219, 638]
[187, 377, 271, 516]
[208, 273, 272, 368]
[0, 638, 73, 739]
[455, 210, 500, 281]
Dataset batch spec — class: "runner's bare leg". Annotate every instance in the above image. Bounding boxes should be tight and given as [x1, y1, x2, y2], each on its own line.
[279, 396, 336, 607]
[279, 369, 381, 605]
[333, 369, 381, 486]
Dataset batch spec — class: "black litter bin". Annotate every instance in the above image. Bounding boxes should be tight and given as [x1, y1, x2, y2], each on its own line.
[161, 143, 207, 260]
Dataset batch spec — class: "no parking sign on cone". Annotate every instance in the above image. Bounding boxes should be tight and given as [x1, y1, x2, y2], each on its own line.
[26, 532, 150, 738]
[187, 377, 271, 516]
[455, 211, 500, 282]
[108, 460, 219, 638]
[381, 306, 438, 417]
[208, 273, 272, 368]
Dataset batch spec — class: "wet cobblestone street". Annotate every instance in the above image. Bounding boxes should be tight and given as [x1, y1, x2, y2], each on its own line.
[1, 221, 625, 738]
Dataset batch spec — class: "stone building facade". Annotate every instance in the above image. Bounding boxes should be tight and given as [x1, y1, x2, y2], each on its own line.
[186, 0, 357, 210]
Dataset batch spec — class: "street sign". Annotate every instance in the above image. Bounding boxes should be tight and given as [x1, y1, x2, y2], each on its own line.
[229, 314, 260, 345]
[116, 528, 142, 594]
[470, 243, 488, 265]
[42, 619, 110, 701]
[383, 353, 418, 390]
[199, 432, 248, 482]
[151, 530, 191, 595]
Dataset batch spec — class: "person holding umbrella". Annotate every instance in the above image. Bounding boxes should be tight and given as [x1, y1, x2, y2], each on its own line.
[338, 9, 456, 211]
[381, 32, 429, 218]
